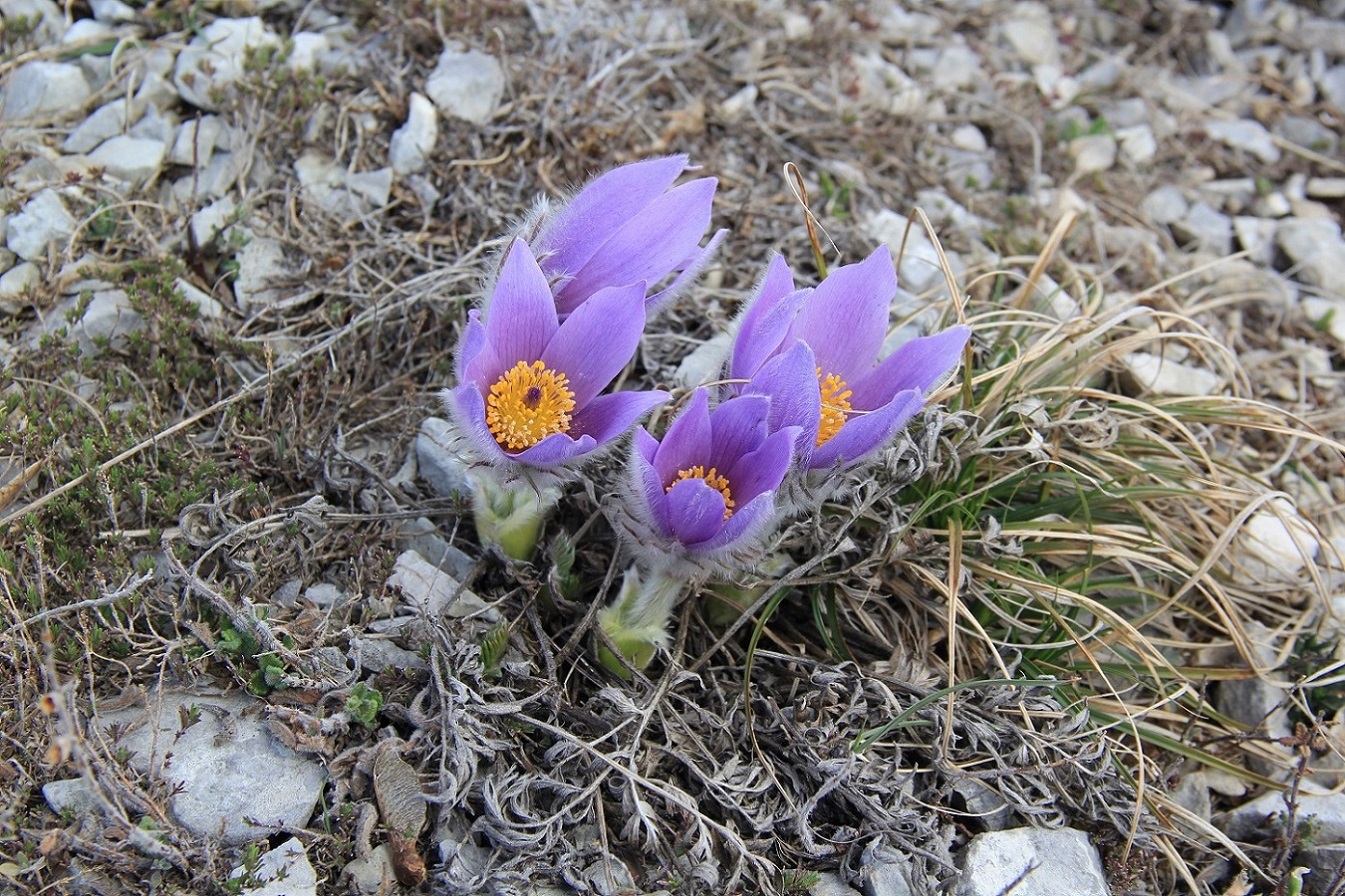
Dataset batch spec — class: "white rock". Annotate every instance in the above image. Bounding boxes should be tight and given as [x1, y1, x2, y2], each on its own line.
[389, 93, 438, 175]
[229, 837, 317, 896]
[88, 135, 166, 184]
[1034, 64, 1079, 107]
[62, 18, 118, 44]
[930, 44, 984, 91]
[1174, 202, 1234, 255]
[173, 277, 225, 319]
[950, 124, 988, 153]
[89, 0, 137, 22]
[385, 549, 493, 619]
[1278, 218, 1345, 289]
[874, 7, 942, 44]
[673, 331, 731, 390]
[190, 197, 239, 249]
[6, 190, 76, 262]
[1139, 185, 1188, 226]
[847, 53, 927, 117]
[0, 60, 91, 121]
[863, 209, 953, 295]
[1120, 352, 1224, 397]
[97, 690, 326, 845]
[1222, 781, 1345, 843]
[425, 44, 505, 125]
[345, 168, 392, 210]
[172, 151, 243, 201]
[1068, 134, 1116, 175]
[287, 32, 329, 71]
[1233, 216, 1278, 265]
[234, 237, 301, 309]
[1303, 296, 1345, 345]
[1251, 190, 1293, 218]
[1319, 66, 1345, 113]
[719, 84, 757, 119]
[0, 0, 63, 42]
[170, 116, 226, 167]
[1116, 124, 1157, 166]
[955, 828, 1108, 896]
[73, 289, 145, 356]
[0, 262, 40, 301]
[173, 17, 282, 111]
[807, 872, 861, 896]
[416, 418, 468, 499]
[129, 104, 176, 143]
[1205, 119, 1280, 164]
[63, 100, 133, 153]
[1000, 3, 1060, 67]
[1236, 497, 1320, 583]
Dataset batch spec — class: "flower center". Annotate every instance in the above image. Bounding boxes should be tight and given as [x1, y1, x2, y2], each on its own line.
[486, 360, 576, 450]
[667, 465, 735, 520]
[816, 368, 853, 447]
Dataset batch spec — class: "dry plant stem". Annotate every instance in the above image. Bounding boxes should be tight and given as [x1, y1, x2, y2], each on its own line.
[1, 570, 154, 638]
[164, 552, 305, 670]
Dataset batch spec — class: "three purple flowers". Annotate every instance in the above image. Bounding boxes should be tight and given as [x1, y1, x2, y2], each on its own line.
[440, 154, 970, 670]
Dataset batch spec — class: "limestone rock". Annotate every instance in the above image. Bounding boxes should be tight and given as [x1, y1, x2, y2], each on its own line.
[425, 45, 505, 125]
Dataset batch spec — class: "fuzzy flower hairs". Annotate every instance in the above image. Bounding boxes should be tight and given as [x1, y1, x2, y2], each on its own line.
[442, 157, 725, 560]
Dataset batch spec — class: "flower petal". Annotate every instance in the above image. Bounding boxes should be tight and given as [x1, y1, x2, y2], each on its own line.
[535, 155, 689, 282]
[443, 383, 507, 463]
[555, 178, 718, 311]
[707, 394, 771, 474]
[484, 239, 559, 364]
[541, 281, 648, 407]
[786, 245, 895, 378]
[570, 389, 670, 445]
[848, 325, 971, 409]
[724, 426, 798, 505]
[629, 438, 675, 538]
[644, 226, 728, 311]
[664, 478, 729, 544]
[683, 491, 778, 557]
[729, 254, 803, 382]
[808, 389, 924, 470]
[743, 340, 821, 454]
[510, 429, 600, 467]
[652, 388, 713, 484]
[456, 311, 498, 386]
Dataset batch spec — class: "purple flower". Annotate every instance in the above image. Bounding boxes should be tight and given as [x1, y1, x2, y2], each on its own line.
[526, 154, 727, 316]
[731, 245, 970, 473]
[622, 387, 804, 568]
[444, 239, 669, 477]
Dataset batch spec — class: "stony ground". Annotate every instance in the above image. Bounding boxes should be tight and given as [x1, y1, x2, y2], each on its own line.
[2, 0, 1345, 895]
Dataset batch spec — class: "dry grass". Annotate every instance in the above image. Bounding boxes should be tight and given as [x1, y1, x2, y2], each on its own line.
[1, 1, 1343, 894]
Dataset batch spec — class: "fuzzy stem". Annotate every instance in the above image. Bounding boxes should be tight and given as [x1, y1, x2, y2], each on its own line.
[597, 567, 687, 678]
[468, 473, 560, 562]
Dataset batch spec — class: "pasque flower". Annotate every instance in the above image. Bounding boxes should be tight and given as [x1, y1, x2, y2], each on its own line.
[444, 238, 670, 480]
[517, 154, 727, 316]
[730, 245, 971, 474]
[621, 381, 808, 570]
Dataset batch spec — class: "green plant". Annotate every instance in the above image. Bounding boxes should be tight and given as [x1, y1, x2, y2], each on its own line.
[345, 682, 383, 729]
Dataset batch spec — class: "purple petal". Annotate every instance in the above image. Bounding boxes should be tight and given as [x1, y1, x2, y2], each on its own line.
[786, 245, 895, 378]
[707, 394, 771, 473]
[535, 155, 689, 282]
[484, 239, 559, 364]
[743, 341, 821, 451]
[569, 389, 670, 445]
[541, 281, 648, 407]
[849, 325, 971, 409]
[652, 388, 713, 484]
[443, 383, 509, 464]
[808, 389, 924, 470]
[729, 254, 803, 382]
[509, 429, 600, 467]
[630, 433, 675, 537]
[554, 178, 718, 312]
[644, 226, 728, 311]
[664, 478, 729, 544]
[724, 426, 798, 504]
[684, 492, 778, 556]
[456, 311, 498, 386]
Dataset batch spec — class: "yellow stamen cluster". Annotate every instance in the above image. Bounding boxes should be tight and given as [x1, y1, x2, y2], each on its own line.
[816, 368, 853, 447]
[667, 465, 735, 520]
[486, 360, 576, 450]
